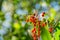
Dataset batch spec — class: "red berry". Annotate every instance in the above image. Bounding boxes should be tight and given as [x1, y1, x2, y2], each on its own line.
[30, 18, 33, 22]
[33, 33, 37, 40]
[49, 27, 53, 33]
[38, 21, 41, 26]
[33, 37, 37, 40]
[34, 24, 36, 26]
[42, 22, 46, 27]
[32, 27, 36, 33]
[42, 12, 45, 17]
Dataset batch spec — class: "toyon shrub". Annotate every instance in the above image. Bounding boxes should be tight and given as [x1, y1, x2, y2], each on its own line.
[26, 11, 55, 40]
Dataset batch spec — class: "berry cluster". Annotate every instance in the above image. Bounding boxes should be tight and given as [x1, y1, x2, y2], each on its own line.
[26, 12, 53, 40]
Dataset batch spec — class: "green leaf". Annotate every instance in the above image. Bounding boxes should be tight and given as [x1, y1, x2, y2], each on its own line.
[11, 36, 18, 40]
[54, 29, 60, 40]
[41, 28, 52, 40]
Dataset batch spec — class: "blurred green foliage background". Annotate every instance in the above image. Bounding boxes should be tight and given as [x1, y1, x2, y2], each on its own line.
[0, 0, 60, 40]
